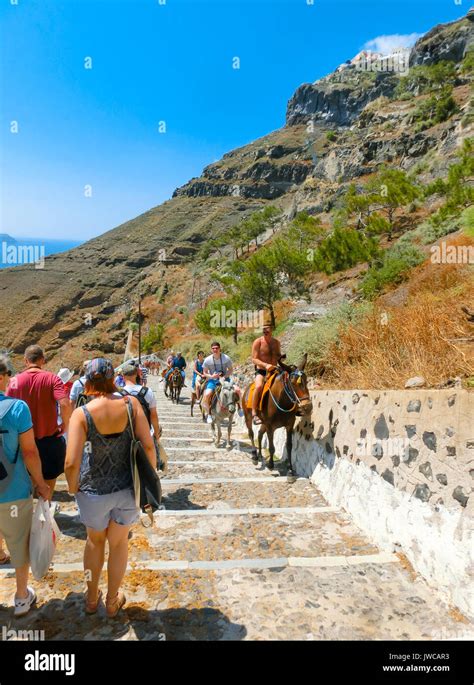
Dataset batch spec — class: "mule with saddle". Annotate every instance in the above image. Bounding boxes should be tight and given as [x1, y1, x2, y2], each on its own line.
[199, 376, 241, 449]
[163, 367, 184, 404]
[242, 354, 312, 483]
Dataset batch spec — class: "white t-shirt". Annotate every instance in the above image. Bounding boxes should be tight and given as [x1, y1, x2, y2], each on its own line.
[203, 353, 233, 377]
[115, 383, 156, 409]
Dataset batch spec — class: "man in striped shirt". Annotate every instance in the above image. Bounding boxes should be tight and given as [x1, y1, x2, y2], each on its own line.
[139, 364, 149, 386]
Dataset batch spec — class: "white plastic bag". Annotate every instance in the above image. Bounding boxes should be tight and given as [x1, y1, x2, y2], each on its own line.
[29, 498, 60, 579]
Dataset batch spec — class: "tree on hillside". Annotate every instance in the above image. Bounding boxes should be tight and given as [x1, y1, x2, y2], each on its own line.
[313, 226, 380, 275]
[284, 211, 324, 252]
[142, 323, 165, 354]
[261, 205, 283, 234]
[425, 138, 474, 222]
[195, 295, 243, 344]
[220, 239, 312, 327]
[412, 86, 458, 132]
[235, 248, 281, 328]
[365, 169, 420, 239]
[234, 206, 283, 254]
[227, 224, 246, 260]
[343, 175, 413, 240]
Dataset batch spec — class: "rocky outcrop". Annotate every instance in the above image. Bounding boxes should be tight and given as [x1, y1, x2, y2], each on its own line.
[286, 72, 397, 127]
[174, 160, 312, 199]
[286, 13, 473, 128]
[409, 16, 474, 66]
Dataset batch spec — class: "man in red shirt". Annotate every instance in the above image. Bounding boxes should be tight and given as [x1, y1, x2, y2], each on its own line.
[7, 345, 72, 499]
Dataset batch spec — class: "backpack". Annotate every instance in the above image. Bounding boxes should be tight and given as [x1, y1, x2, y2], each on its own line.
[75, 380, 90, 409]
[120, 387, 151, 427]
[0, 399, 20, 495]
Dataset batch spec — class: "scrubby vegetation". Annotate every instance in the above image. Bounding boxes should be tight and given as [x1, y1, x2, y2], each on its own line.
[360, 243, 425, 299]
[394, 61, 458, 98]
[142, 323, 165, 354]
[287, 302, 371, 378]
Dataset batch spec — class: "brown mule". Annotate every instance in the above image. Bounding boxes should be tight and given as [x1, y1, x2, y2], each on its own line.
[242, 354, 312, 483]
[168, 368, 183, 404]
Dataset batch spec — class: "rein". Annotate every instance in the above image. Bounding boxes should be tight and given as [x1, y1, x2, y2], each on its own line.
[213, 385, 236, 415]
[269, 371, 310, 413]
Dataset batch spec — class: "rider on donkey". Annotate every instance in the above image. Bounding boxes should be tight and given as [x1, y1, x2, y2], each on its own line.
[192, 351, 205, 401]
[164, 352, 186, 384]
[201, 342, 234, 424]
[251, 322, 282, 425]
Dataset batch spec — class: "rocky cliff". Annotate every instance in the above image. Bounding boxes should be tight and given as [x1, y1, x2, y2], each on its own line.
[0, 10, 472, 370]
[286, 14, 473, 127]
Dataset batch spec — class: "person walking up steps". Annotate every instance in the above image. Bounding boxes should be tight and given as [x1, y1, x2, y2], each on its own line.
[118, 362, 165, 470]
[69, 361, 91, 410]
[0, 355, 50, 616]
[64, 358, 156, 618]
[7, 345, 71, 501]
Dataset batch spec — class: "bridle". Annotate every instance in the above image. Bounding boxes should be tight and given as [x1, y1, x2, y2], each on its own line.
[269, 369, 311, 413]
[170, 368, 182, 385]
[213, 381, 237, 415]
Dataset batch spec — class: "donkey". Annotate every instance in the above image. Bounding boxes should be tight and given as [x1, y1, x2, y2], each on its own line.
[242, 354, 312, 483]
[209, 378, 240, 449]
[167, 368, 183, 404]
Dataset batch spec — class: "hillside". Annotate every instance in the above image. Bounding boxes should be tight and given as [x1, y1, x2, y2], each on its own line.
[0, 11, 473, 386]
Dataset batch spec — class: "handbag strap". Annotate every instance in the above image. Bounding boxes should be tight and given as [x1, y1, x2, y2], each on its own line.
[124, 397, 136, 442]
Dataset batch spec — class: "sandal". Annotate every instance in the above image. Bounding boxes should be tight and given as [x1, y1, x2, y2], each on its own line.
[0, 551, 11, 565]
[85, 589, 103, 615]
[252, 415, 263, 425]
[106, 592, 126, 618]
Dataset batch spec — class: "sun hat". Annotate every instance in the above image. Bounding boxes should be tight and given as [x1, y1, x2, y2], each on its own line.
[57, 368, 74, 384]
[85, 358, 115, 381]
[121, 361, 139, 376]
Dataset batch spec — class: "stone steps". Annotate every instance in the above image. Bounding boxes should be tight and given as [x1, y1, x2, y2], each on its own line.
[0, 379, 469, 641]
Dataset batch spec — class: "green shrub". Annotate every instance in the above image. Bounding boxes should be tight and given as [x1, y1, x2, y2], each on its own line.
[142, 323, 165, 354]
[360, 243, 425, 299]
[395, 61, 457, 98]
[461, 49, 474, 75]
[416, 216, 462, 244]
[461, 206, 474, 238]
[313, 227, 380, 274]
[287, 302, 372, 375]
[326, 131, 337, 142]
[413, 87, 458, 132]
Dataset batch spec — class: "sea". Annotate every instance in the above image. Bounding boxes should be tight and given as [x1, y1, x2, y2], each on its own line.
[0, 236, 83, 269]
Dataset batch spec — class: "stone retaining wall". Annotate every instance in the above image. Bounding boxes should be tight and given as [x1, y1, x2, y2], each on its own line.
[268, 389, 474, 619]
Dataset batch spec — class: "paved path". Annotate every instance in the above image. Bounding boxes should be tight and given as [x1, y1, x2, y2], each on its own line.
[0, 377, 470, 641]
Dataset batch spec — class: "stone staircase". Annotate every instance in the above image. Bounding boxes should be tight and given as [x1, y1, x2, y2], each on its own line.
[0, 377, 469, 641]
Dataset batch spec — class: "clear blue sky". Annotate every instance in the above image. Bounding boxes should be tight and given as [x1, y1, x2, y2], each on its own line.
[0, 0, 466, 240]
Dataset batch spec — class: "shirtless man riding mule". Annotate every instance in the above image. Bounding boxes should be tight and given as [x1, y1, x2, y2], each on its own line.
[251, 323, 282, 425]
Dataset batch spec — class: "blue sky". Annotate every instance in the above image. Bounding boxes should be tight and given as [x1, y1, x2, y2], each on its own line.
[0, 0, 467, 240]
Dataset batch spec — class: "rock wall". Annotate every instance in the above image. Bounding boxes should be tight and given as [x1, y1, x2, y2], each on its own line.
[269, 389, 474, 619]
